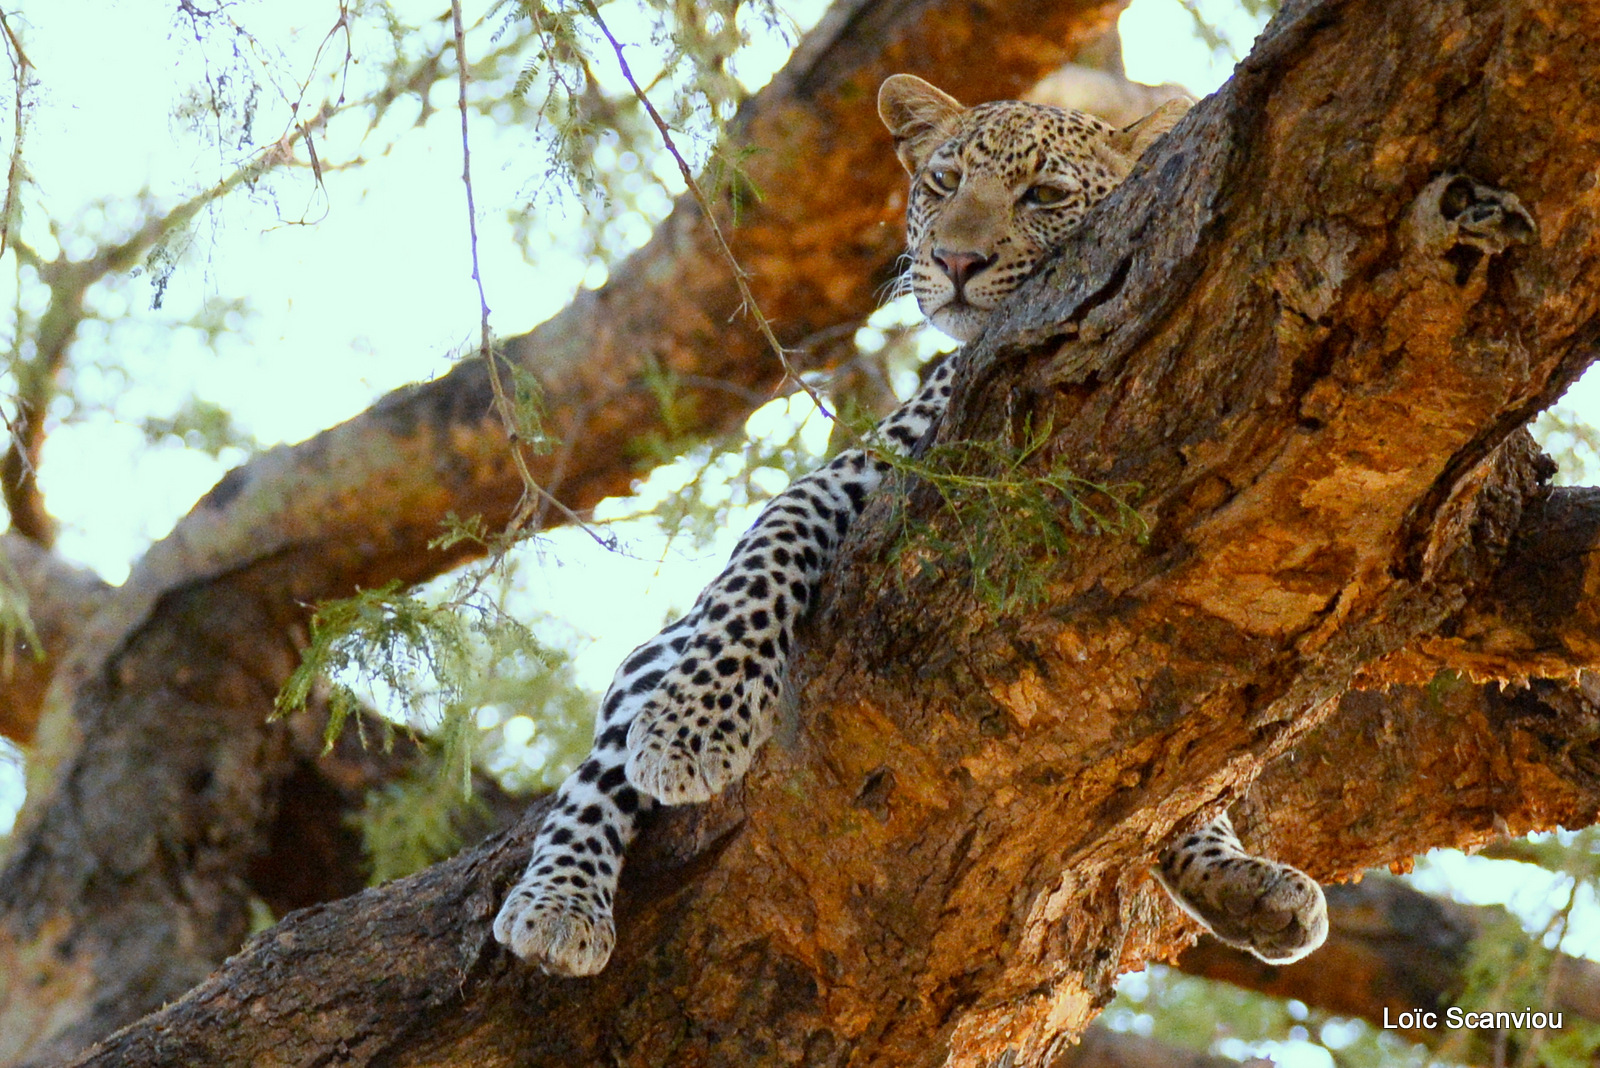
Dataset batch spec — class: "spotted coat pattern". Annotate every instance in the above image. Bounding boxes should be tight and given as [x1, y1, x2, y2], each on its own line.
[895, 100, 1128, 342]
[1155, 812, 1327, 963]
[492, 363, 954, 976]
[492, 74, 1326, 976]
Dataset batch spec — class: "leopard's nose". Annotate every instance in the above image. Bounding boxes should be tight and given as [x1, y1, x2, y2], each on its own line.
[932, 249, 997, 295]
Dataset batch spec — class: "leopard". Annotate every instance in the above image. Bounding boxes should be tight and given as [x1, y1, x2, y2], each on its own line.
[492, 73, 1327, 977]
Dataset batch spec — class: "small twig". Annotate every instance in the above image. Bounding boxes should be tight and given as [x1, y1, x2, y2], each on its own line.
[296, 0, 354, 109]
[448, 0, 614, 553]
[0, 7, 32, 265]
[579, 1, 852, 445]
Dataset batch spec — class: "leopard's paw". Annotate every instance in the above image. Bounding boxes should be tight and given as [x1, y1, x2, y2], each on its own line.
[624, 682, 762, 805]
[1155, 814, 1327, 964]
[494, 878, 616, 977]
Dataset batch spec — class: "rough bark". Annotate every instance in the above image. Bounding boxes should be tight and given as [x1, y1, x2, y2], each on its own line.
[1377, 485, 1600, 683]
[0, 0, 1126, 1063]
[55, 641, 1600, 1067]
[14, 0, 1600, 1065]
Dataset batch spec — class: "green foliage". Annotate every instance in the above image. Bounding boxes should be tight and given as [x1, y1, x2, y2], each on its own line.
[507, 360, 551, 450]
[357, 761, 490, 885]
[1443, 830, 1600, 1068]
[704, 142, 765, 225]
[884, 420, 1148, 615]
[1107, 964, 1435, 1067]
[140, 395, 256, 457]
[634, 351, 699, 458]
[275, 572, 584, 773]
[273, 562, 597, 879]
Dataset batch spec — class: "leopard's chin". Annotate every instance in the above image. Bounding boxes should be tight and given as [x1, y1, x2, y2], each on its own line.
[927, 299, 992, 343]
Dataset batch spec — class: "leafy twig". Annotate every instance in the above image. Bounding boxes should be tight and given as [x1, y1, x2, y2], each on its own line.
[448, 0, 615, 554]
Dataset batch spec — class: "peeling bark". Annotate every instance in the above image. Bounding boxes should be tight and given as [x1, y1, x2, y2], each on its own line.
[1381, 486, 1600, 682]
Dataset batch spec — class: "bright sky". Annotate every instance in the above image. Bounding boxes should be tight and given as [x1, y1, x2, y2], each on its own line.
[4, 4, 1599, 1054]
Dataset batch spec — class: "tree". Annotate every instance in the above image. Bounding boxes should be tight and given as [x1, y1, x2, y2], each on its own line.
[3, 0, 1600, 1065]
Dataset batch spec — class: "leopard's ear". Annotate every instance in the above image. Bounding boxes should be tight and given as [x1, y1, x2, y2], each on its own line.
[878, 74, 965, 176]
[1106, 98, 1191, 168]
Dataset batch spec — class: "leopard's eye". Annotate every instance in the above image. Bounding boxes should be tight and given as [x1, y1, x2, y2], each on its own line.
[926, 167, 961, 195]
[1022, 184, 1071, 206]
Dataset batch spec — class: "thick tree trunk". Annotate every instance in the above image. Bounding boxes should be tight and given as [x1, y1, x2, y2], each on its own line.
[9, 0, 1600, 1064]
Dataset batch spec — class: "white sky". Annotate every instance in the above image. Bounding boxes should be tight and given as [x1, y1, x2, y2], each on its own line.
[4, 3, 1599, 1045]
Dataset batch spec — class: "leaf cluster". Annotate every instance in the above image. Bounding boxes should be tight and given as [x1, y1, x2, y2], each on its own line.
[273, 565, 594, 880]
[883, 420, 1148, 616]
[356, 760, 491, 886]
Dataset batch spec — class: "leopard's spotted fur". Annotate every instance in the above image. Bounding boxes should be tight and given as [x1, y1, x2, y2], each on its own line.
[492, 74, 1326, 976]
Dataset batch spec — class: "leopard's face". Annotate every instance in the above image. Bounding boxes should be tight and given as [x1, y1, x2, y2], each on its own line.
[880, 75, 1176, 342]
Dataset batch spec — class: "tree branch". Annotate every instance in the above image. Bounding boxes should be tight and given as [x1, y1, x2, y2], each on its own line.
[1374, 486, 1600, 683]
[59, 650, 1600, 1067]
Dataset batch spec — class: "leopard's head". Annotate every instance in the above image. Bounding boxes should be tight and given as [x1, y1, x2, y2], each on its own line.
[878, 74, 1187, 342]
